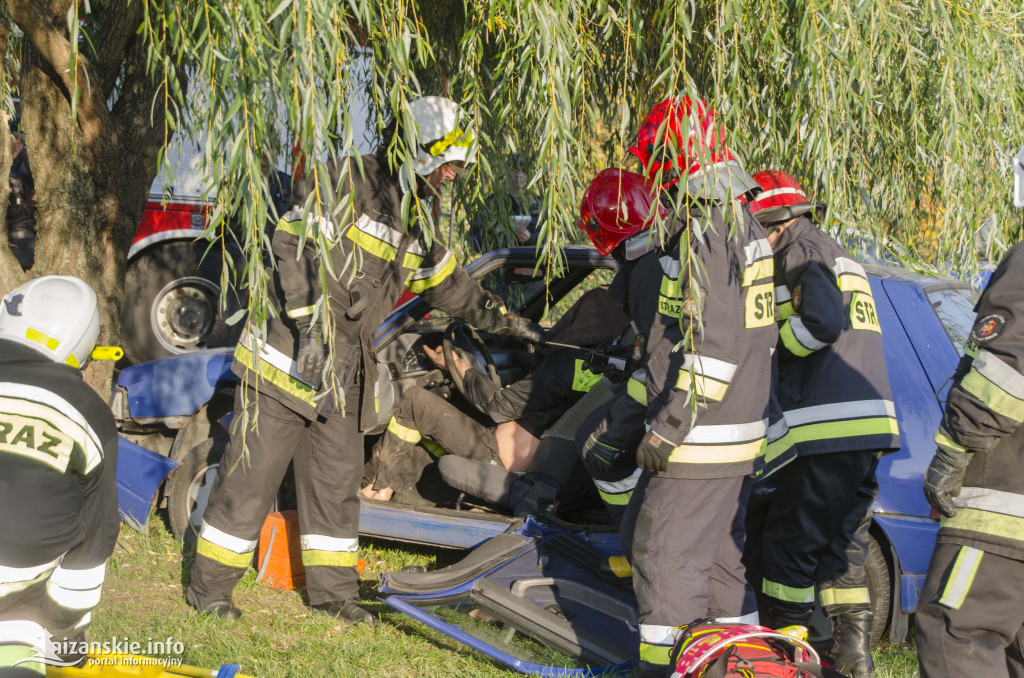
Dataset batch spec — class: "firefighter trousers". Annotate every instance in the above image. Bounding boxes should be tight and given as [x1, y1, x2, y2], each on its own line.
[573, 391, 642, 528]
[189, 386, 363, 606]
[368, 385, 498, 493]
[916, 542, 1024, 678]
[741, 475, 777, 616]
[760, 450, 880, 619]
[0, 560, 95, 676]
[623, 472, 756, 673]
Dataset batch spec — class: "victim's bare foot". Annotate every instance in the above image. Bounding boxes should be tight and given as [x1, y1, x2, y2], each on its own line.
[360, 485, 395, 501]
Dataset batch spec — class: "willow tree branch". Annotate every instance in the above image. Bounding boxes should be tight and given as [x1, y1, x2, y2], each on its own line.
[5, 0, 109, 146]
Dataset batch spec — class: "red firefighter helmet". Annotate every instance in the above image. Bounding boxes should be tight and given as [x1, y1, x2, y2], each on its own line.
[628, 97, 734, 187]
[743, 170, 816, 224]
[578, 168, 665, 255]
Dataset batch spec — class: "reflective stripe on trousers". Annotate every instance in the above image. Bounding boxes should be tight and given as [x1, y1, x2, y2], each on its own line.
[300, 534, 359, 567]
[196, 520, 259, 569]
[46, 564, 105, 611]
[639, 623, 678, 666]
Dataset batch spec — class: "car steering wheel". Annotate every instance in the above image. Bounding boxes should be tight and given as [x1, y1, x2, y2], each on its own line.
[442, 321, 501, 396]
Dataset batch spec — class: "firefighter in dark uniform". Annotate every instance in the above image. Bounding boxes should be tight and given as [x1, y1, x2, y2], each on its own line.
[738, 353, 796, 619]
[185, 97, 540, 623]
[746, 171, 901, 678]
[916, 241, 1024, 678]
[0, 276, 120, 675]
[588, 98, 775, 678]
[573, 168, 667, 526]
[361, 286, 631, 503]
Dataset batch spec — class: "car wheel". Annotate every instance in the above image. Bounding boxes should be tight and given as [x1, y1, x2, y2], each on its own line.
[121, 241, 245, 364]
[864, 532, 892, 646]
[809, 532, 892, 650]
[166, 436, 226, 543]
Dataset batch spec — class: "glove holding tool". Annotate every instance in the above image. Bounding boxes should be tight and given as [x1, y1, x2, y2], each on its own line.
[473, 291, 546, 344]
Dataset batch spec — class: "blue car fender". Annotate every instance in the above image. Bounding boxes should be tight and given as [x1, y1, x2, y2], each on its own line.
[117, 348, 237, 422]
[116, 436, 179, 531]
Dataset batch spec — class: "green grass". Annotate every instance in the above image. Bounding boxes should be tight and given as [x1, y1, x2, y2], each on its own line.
[89, 517, 920, 677]
[874, 640, 920, 678]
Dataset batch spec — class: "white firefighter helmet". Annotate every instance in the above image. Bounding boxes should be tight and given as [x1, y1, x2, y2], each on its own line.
[0, 275, 100, 368]
[407, 96, 477, 179]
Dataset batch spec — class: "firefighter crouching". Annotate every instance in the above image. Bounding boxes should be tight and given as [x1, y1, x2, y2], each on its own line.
[0, 277, 120, 675]
[916, 241, 1024, 678]
[603, 97, 774, 678]
[743, 170, 900, 678]
[184, 96, 540, 624]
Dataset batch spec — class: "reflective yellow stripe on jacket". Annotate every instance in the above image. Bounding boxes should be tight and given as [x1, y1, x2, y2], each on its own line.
[742, 238, 775, 329]
[958, 349, 1024, 422]
[667, 420, 767, 465]
[406, 252, 458, 293]
[783, 399, 899, 447]
[675, 353, 737, 402]
[234, 329, 318, 406]
[0, 384, 103, 474]
[627, 370, 647, 406]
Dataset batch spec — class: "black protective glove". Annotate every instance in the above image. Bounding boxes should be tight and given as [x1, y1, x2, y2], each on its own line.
[635, 431, 673, 474]
[580, 432, 637, 481]
[494, 315, 546, 344]
[295, 320, 328, 384]
[473, 291, 545, 343]
[923, 446, 971, 518]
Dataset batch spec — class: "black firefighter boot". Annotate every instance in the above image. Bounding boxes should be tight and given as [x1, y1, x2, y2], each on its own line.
[831, 610, 874, 678]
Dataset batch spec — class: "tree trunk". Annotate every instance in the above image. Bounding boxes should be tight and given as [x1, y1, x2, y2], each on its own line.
[0, 112, 12, 263]
[0, 111, 23, 288]
[2, 2, 184, 396]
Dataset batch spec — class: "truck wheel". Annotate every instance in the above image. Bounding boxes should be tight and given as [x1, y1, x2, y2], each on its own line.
[166, 436, 226, 543]
[121, 241, 245, 364]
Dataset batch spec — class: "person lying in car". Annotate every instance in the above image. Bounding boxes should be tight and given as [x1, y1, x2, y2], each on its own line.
[361, 287, 631, 503]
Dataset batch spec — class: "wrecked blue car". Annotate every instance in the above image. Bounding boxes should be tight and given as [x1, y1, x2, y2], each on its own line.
[113, 245, 977, 675]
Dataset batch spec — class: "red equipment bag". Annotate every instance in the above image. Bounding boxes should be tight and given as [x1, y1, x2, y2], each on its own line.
[669, 621, 847, 678]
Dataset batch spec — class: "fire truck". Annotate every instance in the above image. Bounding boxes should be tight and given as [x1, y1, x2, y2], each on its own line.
[120, 140, 247, 364]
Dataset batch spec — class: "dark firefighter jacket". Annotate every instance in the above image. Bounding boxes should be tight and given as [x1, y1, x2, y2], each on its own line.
[0, 339, 119, 615]
[591, 250, 663, 455]
[232, 152, 506, 424]
[772, 217, 900, 457]
[758, 352, 795, 480]
[934, 241, 1024, 560]
[463, 348, 605, 437]
[645, 202, 777, 479]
